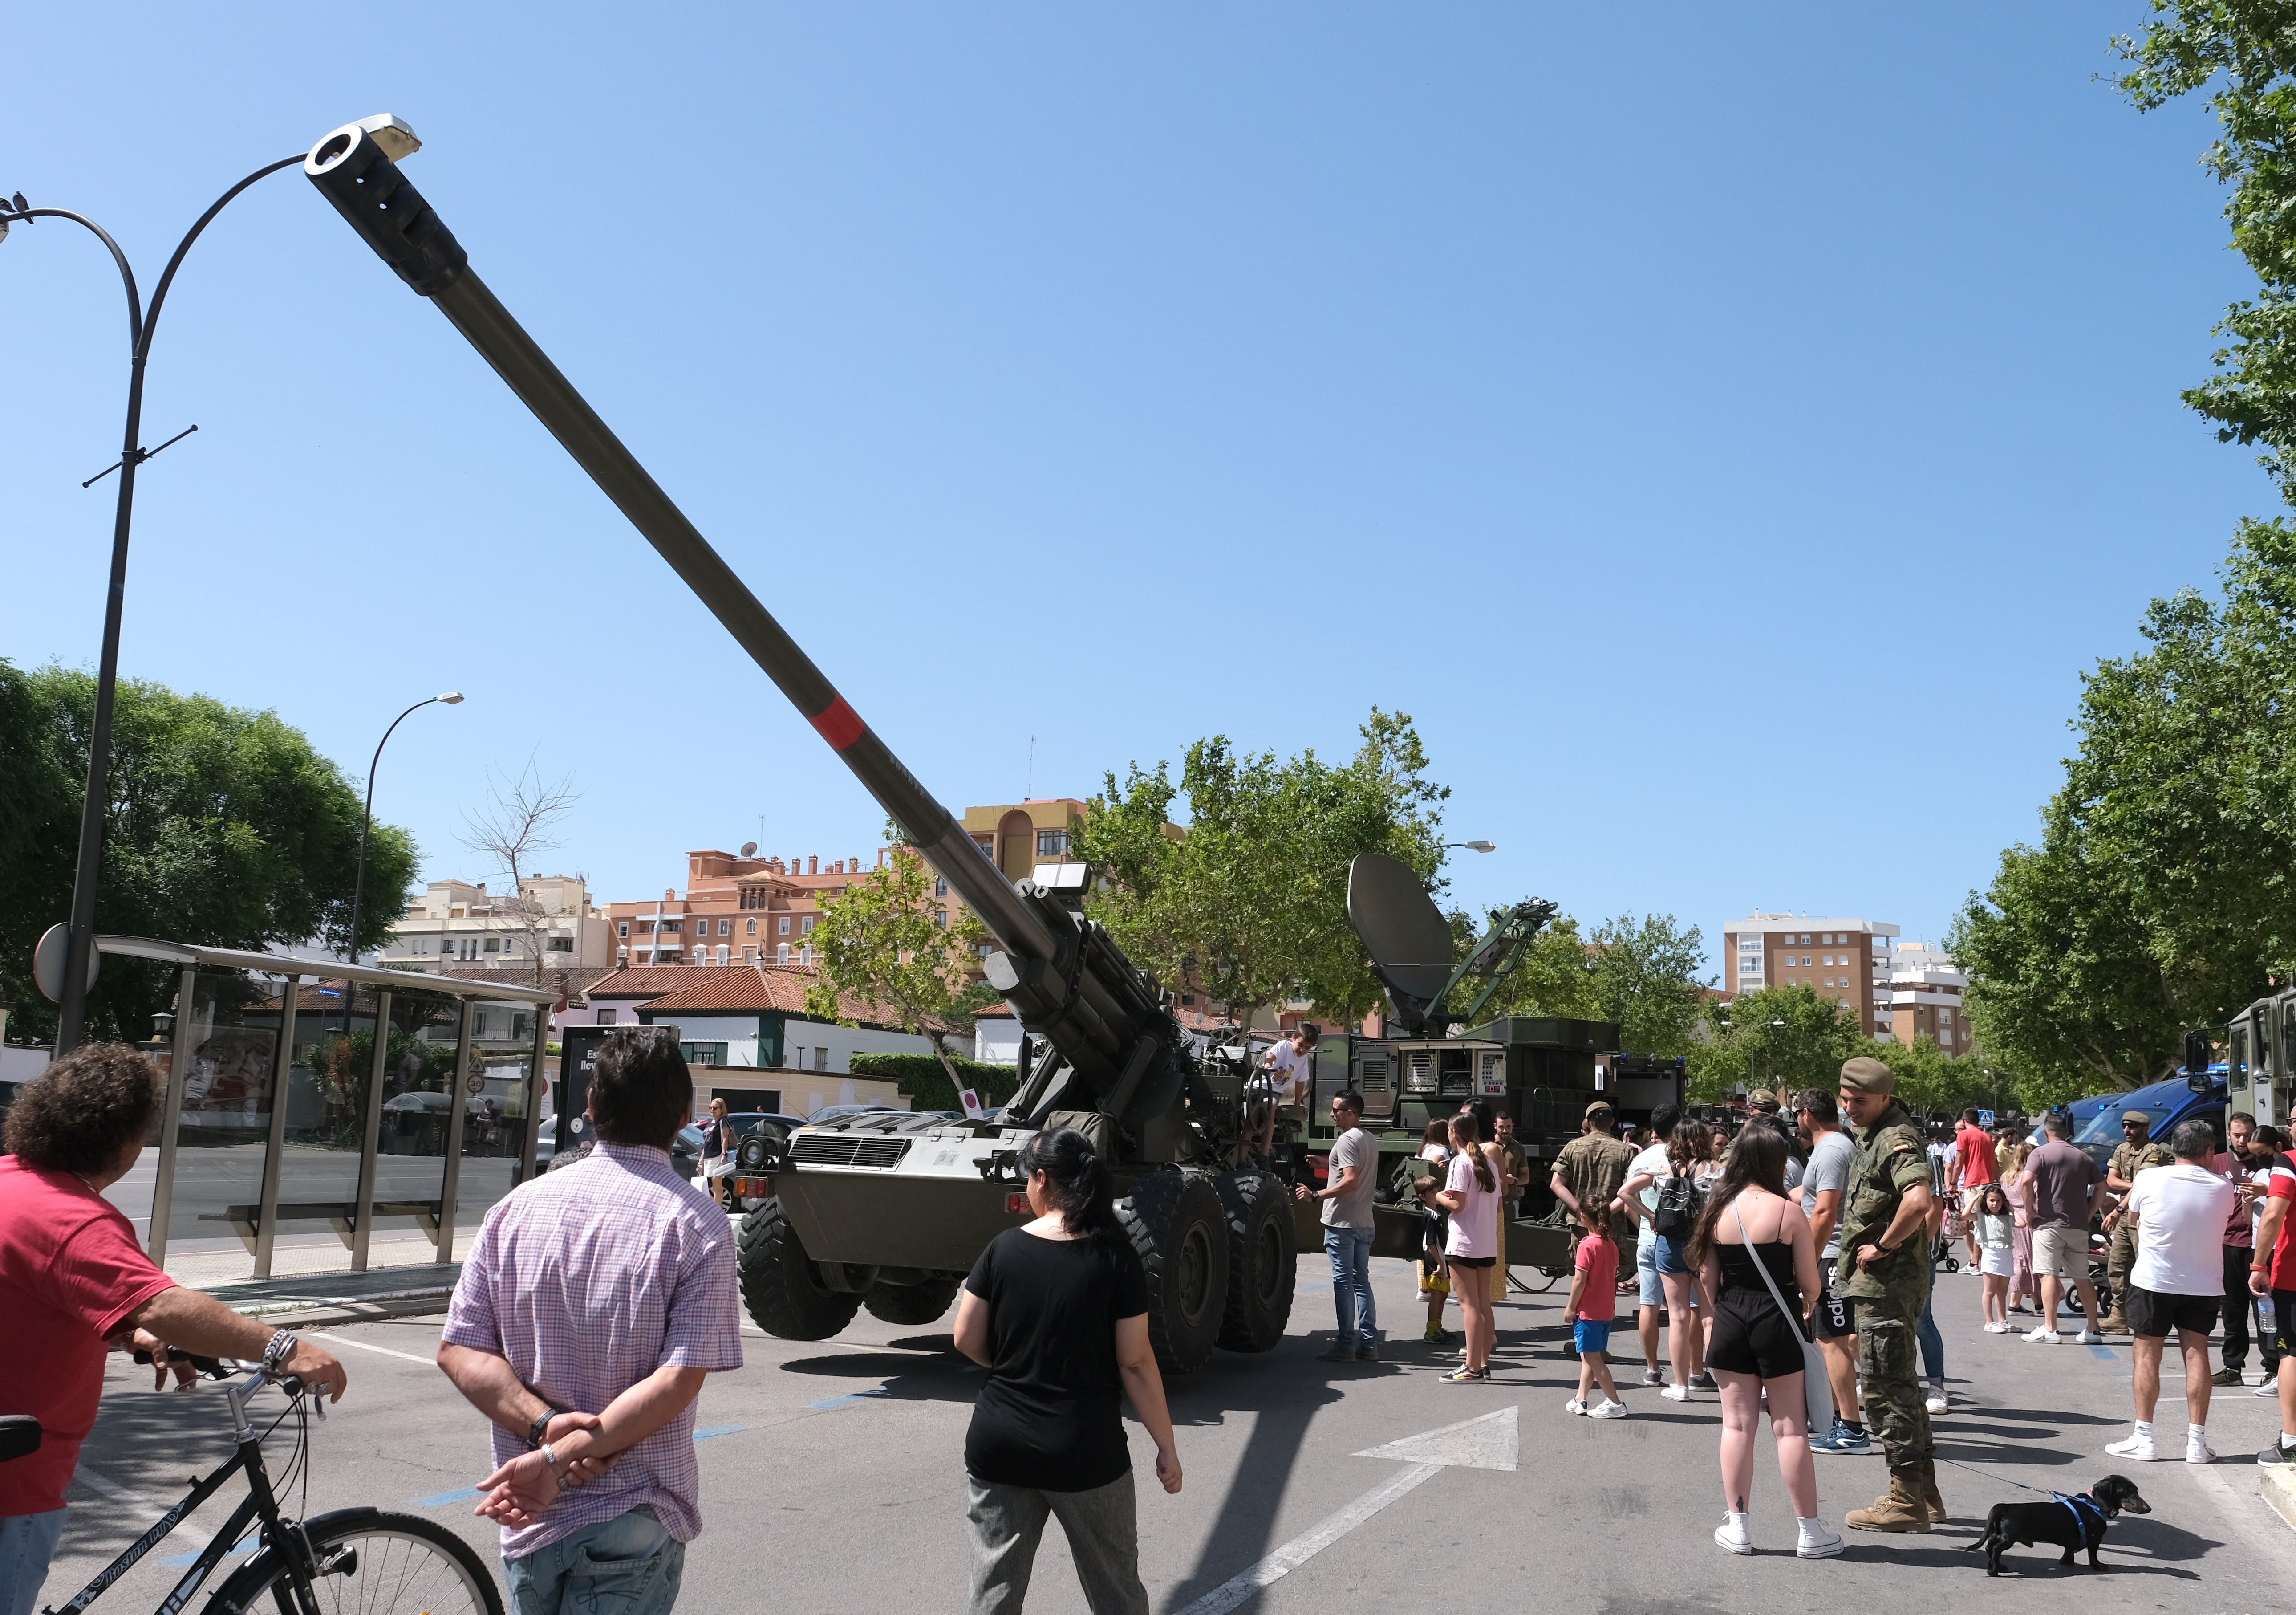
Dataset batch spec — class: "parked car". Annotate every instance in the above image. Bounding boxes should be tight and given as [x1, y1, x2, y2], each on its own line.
[806, 1102, 899, 1124]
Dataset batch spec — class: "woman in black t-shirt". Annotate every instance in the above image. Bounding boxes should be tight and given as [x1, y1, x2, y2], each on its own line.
[953, 1127, 1181, 1615]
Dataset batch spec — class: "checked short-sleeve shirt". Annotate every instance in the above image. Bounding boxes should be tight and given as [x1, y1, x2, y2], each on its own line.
[442, 1140, 743, 1558]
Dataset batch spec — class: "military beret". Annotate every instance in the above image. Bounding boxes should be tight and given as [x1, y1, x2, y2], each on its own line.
[1839, 1056, 1894, 1095]
[2121, 1110, 2151, 1125]
[1748, 1089, 1776, 1106]
[1584, 1100, 1615, 1120]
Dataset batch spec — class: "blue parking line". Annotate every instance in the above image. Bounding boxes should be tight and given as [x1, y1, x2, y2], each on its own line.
[691, 1423, 746, 1441]
[2088, 1343, 2118, 1363]
[808, 1388, 891, 1411]
[416, 1486, 483, 1508]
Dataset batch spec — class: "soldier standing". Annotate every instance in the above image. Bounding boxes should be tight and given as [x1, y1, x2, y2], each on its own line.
[1833, 1056, 1942, 1533]
[2099, 1111, 2172, 1336]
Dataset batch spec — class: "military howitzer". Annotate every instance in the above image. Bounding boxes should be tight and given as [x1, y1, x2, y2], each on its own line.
[304, 118, 1286, 1371]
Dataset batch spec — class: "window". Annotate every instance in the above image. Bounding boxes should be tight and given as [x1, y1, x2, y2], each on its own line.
[1939, 1007, 1953, 1024]
[548, 937, 573, 952]
[801, 916, 815, 934]
[681, 1041, 729, 1066]
[778, 917, 791, 936]
[483, 937, 499, 953]
[812, 1046, 829, 1071]
[1800, 933, 1811, 944]
[618, 920, 629, 938]
[718, 918, 731, 936]
[799, 944, 813, 965]
[662, 919, 682, 934]
[934, 911, 947, 928]
[746, 918, 757, 935]
[1181, 993, 1196, 1006]
[1037, 830, 1069, 857]
[715, 944, 729, 964]
[935, 877, 947, 898]
[599, 1008, 617, 1025]
[776, 943, 790, 964]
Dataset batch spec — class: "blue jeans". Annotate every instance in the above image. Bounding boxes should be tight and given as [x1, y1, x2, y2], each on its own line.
[1917, 1261, 1944, 1384]
[1, 1509, 68, 1615]
[1324, 1225, 1376, 1350]
[505, 1505, 684, 1615]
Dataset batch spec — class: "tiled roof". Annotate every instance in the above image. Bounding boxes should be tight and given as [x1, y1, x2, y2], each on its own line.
[584, 965, 750, 1000]
[585, 963, 960, 1034]
[974, 1003, 1015, 1018]
[438, 964, 616, 999]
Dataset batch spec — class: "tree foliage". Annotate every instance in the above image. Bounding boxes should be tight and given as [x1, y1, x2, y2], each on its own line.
[1477, 910, 1711, 1055]
[1684, 986, 1870, 1103]
[2119, 2, 2296, 502]
[1071, 708, 1448, 1035]
[0, 663, 417, 1044]
[806, 839, 997, 1088]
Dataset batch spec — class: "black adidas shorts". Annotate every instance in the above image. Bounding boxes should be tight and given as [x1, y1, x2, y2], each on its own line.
[1813, 1257, 1853, 1341]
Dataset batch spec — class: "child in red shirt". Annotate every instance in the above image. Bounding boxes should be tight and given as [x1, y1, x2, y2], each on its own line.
[1566, 1205, 1626, 1418]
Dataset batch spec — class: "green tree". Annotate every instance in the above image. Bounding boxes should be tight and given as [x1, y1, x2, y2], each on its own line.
[1685, 986, 1867, 1103]
[806, 840, 998, 1102]
[1070, 708, 1449, 1037]
[0, 664, 418, 1044]
[2119, 3, 2296, 503]
[1478, 911, 1710, 1054]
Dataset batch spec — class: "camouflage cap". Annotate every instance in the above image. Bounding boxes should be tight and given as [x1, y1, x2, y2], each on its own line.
[1748, 1089, 1777, 1107]
[1584, 1100, 1616, 1120]
[1839, 1055, 1894, 1096]
[2121, 1110, 2152, 1126]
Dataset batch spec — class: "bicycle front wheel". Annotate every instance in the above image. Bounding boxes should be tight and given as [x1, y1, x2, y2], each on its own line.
[203, 1507, 503, 1615]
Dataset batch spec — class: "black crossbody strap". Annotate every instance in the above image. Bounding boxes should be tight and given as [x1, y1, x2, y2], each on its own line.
[1732, 1200, 1817, 1346]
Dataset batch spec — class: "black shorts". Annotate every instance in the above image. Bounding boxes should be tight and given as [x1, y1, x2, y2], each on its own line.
[2125, 1283, 2220, 1339]
[1448, 1254, 1496, 1269]
[1813, 1257, 1853, 1341]
[2275, 1289, 2296, 1355]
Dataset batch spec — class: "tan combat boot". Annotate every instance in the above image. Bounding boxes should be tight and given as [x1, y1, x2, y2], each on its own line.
[1915, 1460, 1947, 1523]
[2096, 1310, 2128, 1335]
[1844, 1469, 1932, 1534]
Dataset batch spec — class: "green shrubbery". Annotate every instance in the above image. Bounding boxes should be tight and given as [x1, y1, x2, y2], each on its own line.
[848, 1052, 1020, 1115]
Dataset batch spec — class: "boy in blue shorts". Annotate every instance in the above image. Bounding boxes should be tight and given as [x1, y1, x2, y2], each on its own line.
[1566, 1203, 1627, 1418]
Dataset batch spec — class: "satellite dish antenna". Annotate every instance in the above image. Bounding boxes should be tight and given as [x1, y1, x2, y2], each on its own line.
[740, 841, 758, 858]
[1347, 853, 1452, 1036]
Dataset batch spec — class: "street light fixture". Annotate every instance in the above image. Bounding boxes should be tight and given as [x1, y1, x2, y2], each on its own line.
[4, 115, 422, 1052]
[1445, 840, 1496, 854]
[343, 691, 463, 970]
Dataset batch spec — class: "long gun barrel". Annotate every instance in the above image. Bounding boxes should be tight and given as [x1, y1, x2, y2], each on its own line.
[304, 122, 1173, 1116]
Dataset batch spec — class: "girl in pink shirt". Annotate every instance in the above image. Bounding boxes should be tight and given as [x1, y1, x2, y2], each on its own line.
[1435, 1113, 1501, 1382]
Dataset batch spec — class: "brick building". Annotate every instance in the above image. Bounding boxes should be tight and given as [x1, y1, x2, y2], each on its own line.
[1722, 912, 1901, 1037]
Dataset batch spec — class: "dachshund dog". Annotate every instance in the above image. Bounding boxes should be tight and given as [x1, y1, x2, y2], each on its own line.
[1964, 1475, 2150, 1574]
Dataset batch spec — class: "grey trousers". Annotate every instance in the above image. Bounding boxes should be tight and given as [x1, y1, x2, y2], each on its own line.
[965, 1472, 1148, 1615]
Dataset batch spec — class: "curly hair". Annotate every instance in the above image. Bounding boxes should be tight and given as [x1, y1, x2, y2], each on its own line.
[4, 1042, 162, 1174]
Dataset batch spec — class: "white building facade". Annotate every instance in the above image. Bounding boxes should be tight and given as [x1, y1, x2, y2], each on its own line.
[381, 876, 613, 974]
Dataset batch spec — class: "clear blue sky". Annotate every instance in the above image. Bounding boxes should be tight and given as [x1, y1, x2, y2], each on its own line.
[0, 4, 2264, 974]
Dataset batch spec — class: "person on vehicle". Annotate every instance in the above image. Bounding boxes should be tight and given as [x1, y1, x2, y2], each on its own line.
[1252, 1023, 1318, 1163]
[1620, 1108, 1709, 1400]
[953, 1127, 1179, 1614]
[1689, 1125, 1840, 1560]
[0, 1044, 349, 1615]
[1297, 1090, 1378, 1362]
[2100, 1111, 2174, 1335]
[1433, 1112, 1501, 1382]
[1796, 1088, 1866, 1455]
[438, 1025, 743, 1614]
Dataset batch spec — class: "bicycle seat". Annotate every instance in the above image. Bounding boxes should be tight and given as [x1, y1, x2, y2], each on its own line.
[0, 1416, 41, 1464]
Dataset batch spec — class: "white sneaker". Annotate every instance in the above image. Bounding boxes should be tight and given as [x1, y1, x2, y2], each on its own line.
[2105, 1432, 2157, 1462]
[1661, 1382, 1691, 1401]
[2024, 1327, 2061, 1343]
[1984, 1321, 2012, 1334]
[1924, 1387, 1948, 1415]
[1797, 1518, 1844, 1559]
[2077, 1329, 2104, 1345]
[2186, 1436, 2217, 1464]
[1714, 1513, 1753, 1555]
[1564, 1397, 1587, 1416]
[1588, 1399, 1628, 1420]
[2259, 1377, 2282, 1396]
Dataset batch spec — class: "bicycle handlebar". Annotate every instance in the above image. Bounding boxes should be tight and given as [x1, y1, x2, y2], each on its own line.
[133, 1350, 308, 1398]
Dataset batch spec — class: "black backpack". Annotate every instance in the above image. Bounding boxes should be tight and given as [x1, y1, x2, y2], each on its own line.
[1651, 1171, 1705, 1239]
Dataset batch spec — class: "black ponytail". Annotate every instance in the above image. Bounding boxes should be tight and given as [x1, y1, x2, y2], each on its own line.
[1018, 1126, 1125, 1253]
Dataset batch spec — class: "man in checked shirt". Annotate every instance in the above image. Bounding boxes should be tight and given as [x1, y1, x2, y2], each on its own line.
[438, 1026, 742, 1614]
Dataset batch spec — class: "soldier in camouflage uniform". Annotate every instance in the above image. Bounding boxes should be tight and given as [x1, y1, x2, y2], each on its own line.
[1832, 1055, 1943, 1532]
[2098, 1111, 2173, 1335]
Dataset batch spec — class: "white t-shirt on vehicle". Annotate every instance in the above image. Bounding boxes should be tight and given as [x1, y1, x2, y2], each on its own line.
[1262, 1040, 1310, 1103]
[2126, 1161, 2238, 1298]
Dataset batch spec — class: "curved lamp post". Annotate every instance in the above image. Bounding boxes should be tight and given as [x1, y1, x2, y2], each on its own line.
[344, 692, 464, 969]
[2, 115, 422, 1052]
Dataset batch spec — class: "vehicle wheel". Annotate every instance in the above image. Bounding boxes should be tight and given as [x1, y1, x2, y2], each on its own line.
[738, 1197, 863, 1339]
[864, 1276, 961, 1326]
[204, 1507, 502, 1615]
[1120, 1170, 1229, 1374]
[1214, 1172, 1295, 1352]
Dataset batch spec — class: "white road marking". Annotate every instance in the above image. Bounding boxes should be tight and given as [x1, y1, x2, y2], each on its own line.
[2185, 1462, 2296, 1562]
[73, 1465, 151, 1508]
[302, 1330, 439, 1367]
[1173, 1407, 1518, 1615]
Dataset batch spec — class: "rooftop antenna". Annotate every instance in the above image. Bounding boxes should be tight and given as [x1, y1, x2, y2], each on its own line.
[1027, 734, 1035, 798]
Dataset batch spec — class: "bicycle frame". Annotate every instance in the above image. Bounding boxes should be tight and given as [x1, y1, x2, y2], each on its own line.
[49, 1372, 317, 1615]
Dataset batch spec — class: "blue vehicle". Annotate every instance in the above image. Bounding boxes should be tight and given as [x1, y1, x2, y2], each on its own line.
[2065, 1071, 2228, 1173]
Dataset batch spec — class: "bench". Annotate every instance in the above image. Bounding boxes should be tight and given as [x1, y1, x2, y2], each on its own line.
[201, 1199, 446, 1255]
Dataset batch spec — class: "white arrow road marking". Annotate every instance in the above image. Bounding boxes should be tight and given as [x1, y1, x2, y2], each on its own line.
[1171, 1407, 1517, 1615]
[72, 1465, 151, 1508]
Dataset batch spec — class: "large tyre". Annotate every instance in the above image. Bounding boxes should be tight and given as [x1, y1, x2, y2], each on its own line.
[1214, 1172, 1296, 1353]
[738, 1197, 864, 1339]
[204, 1507, 502, 1615]
[864, 1276, 961, 1326]
[1120, 1170, 1229, 1374]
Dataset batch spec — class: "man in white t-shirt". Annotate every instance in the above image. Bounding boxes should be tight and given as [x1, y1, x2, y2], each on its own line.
[1297, 1090, 1378, 1363]
[2107, 1119, 2239, 1465]
[1254, 1023, 1318, 1160]
[1614, 1104, 1688, 1389]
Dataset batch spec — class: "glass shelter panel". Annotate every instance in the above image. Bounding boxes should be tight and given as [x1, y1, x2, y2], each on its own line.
[162, 969, 284, 1257]
[454, 1001, 539, 1233]
[268, 982, 382, 1245]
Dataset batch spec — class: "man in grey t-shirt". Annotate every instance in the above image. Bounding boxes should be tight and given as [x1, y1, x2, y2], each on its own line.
[1298, 1091, 1378, 1363]
[1797, 1087, 1868, 1453]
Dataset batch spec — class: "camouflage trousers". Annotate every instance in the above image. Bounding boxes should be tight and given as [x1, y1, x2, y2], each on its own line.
[2107, 1220, 2136, 1316]
[1853, 1306, 1935, 1471]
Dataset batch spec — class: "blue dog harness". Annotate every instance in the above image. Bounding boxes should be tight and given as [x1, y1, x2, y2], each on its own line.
[2054, 1492, 2109, 1539]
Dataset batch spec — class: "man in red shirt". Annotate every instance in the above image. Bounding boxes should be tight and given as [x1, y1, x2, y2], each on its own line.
[1951, 1109, 2000, 1268]
[1, 1045, 346, 1615]
[2251, 1143, 2296, 1466]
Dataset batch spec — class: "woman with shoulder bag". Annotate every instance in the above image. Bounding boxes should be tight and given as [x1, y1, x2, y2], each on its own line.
[1691, 1125, 1840, 1560]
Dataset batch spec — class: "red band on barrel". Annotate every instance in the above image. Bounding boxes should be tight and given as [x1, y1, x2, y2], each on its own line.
[809, 694, 865, 751]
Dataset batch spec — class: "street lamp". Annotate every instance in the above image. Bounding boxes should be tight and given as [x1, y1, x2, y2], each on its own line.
[344, 691, 463, 969]
[4, 115, 422, 1053]
[1445, 840, 1496, 854]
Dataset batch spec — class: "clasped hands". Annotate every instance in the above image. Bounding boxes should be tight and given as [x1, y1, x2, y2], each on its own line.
[474, 1410, 623, 1529]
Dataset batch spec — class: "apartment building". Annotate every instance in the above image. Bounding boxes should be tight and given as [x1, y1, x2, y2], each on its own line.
[962, 799, 1089, 884]
[1886, 941, 1972, 1056]
[1722, 912, 1901, 1037]
[381, 875, 613, 973]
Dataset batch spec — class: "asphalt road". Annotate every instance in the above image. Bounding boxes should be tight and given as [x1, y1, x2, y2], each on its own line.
[35, 1257, 2294, 1615]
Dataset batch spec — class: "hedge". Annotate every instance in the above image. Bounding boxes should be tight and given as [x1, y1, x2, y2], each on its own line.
[848, 1051, 1021, 1115]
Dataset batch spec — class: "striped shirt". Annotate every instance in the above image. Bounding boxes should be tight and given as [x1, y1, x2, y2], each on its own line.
[442, 1140, 743, 1558]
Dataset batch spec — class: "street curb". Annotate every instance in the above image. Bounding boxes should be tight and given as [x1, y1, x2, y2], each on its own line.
[2262, 1466, 2296, 1533]
[224, 1288, 455, 1324]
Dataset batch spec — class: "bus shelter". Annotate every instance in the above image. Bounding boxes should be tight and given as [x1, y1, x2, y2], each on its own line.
[95, 936, 559, 1278]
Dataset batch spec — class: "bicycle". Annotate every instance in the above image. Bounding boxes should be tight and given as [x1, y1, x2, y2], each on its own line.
[3, 1355, 502, 1615]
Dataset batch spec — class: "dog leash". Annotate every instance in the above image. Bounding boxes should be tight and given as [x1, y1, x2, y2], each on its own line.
[1935, 1456, 2114, 1534]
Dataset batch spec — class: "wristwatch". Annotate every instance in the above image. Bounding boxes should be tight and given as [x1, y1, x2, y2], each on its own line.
[527, 1408, 559, 1451]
